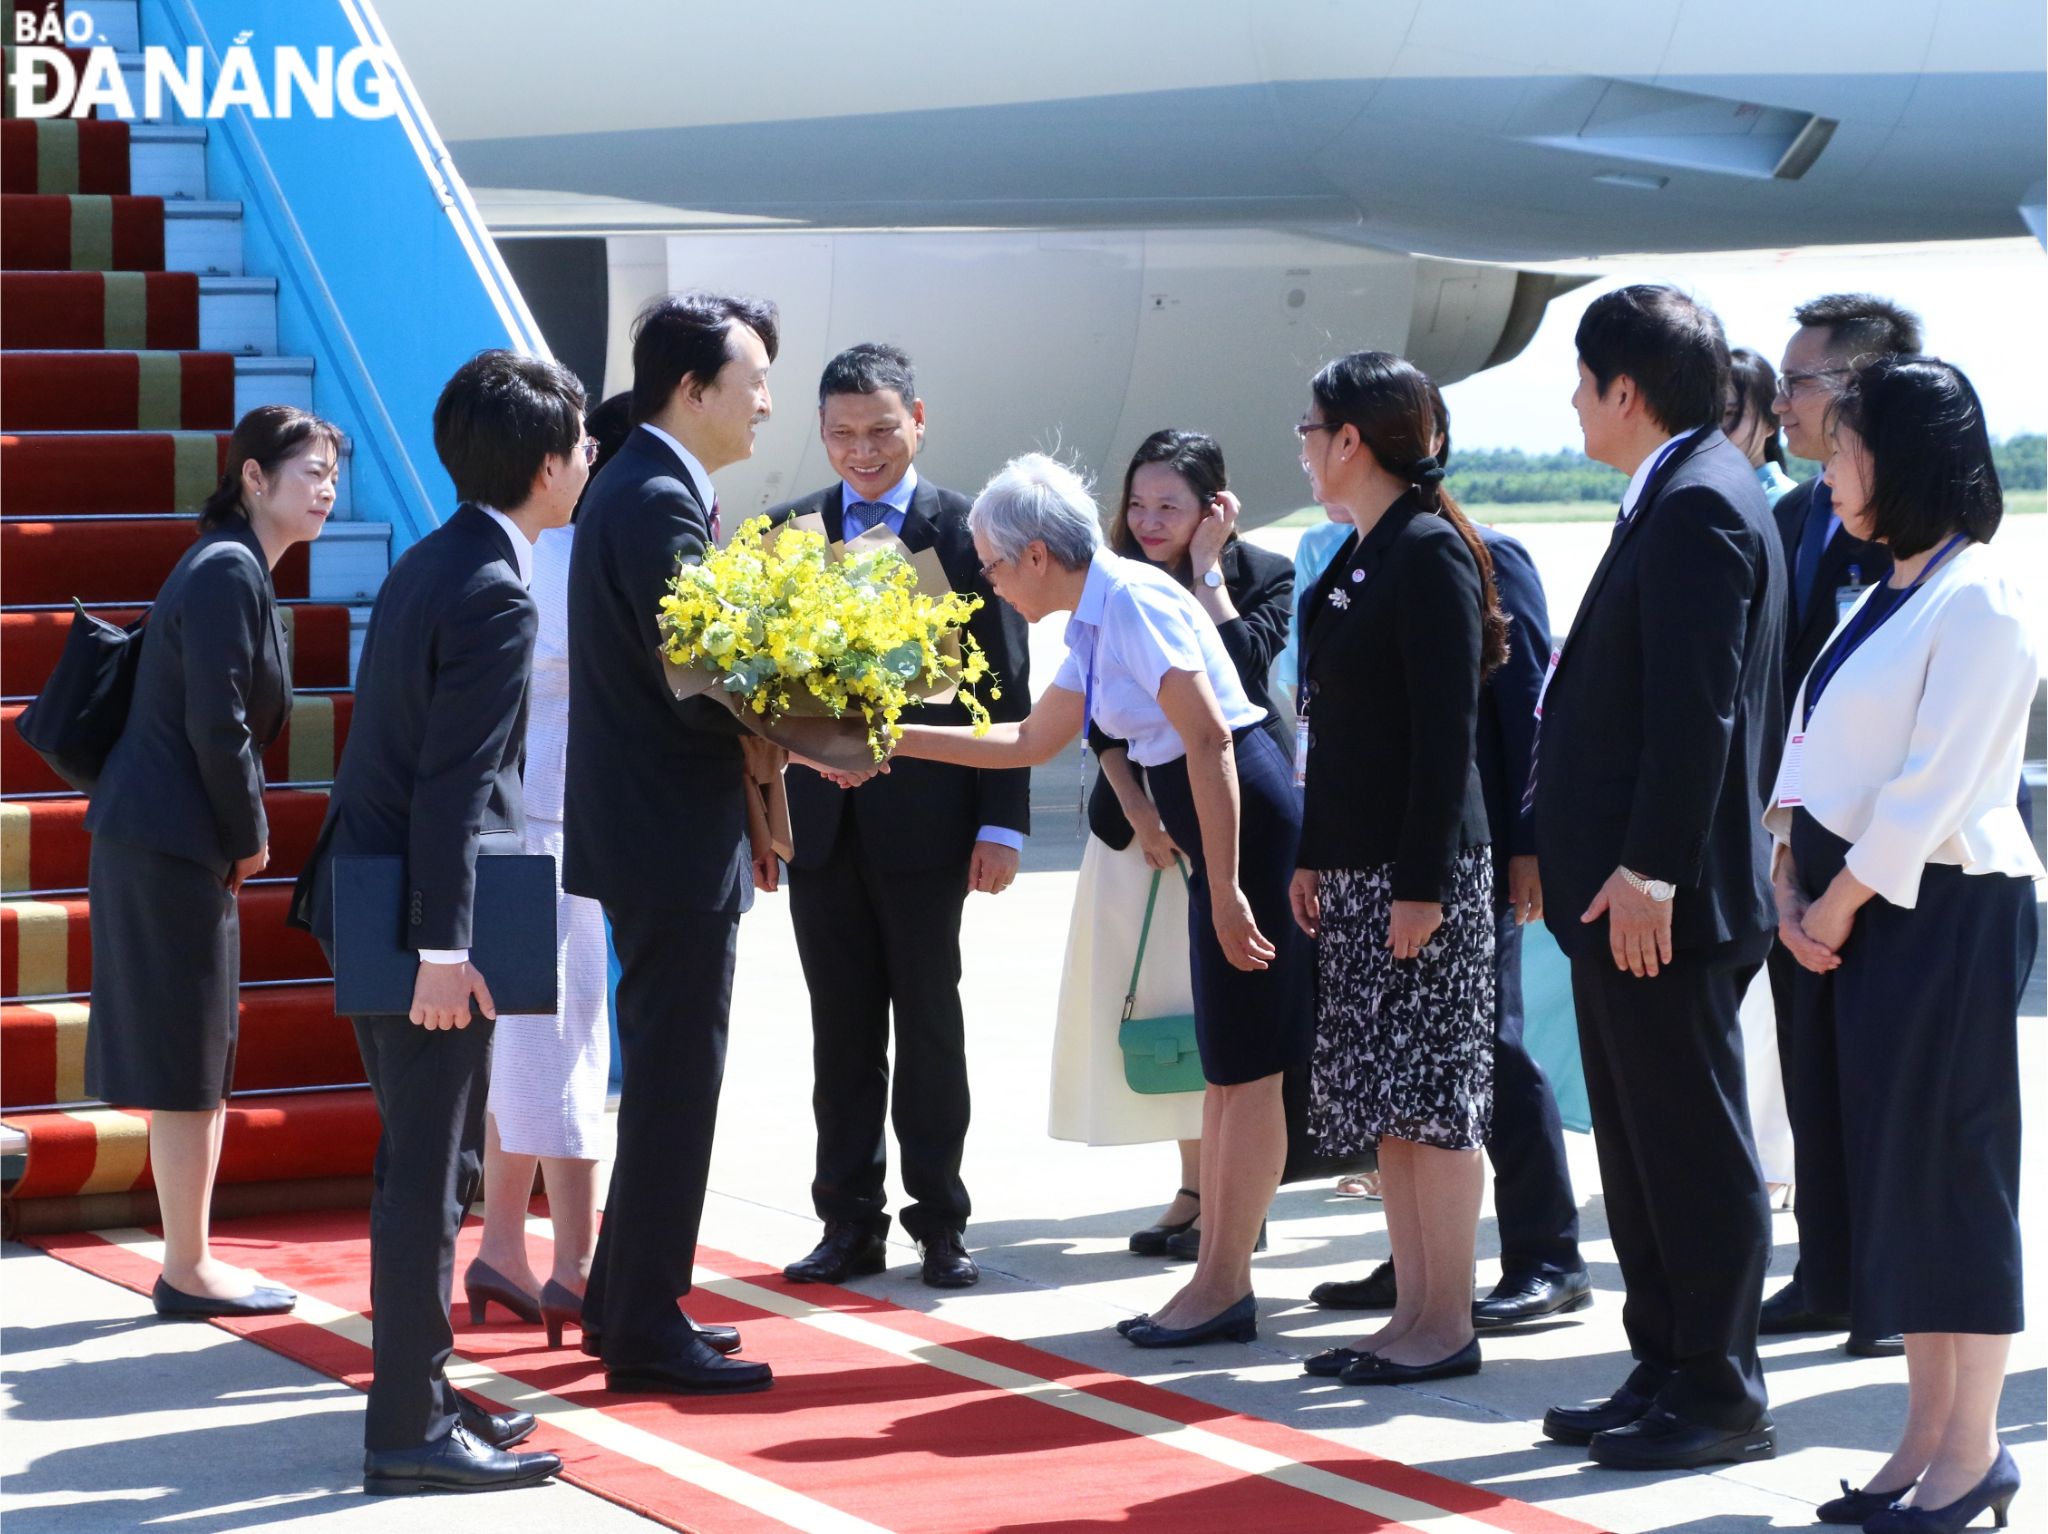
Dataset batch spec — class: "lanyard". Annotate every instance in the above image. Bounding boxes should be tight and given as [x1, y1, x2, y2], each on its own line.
[1803, 533, 1966, 727]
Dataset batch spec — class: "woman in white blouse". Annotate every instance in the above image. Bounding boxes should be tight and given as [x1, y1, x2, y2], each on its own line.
[1765, 357, 2039, 1533]
[891, 453, 1314, 1351]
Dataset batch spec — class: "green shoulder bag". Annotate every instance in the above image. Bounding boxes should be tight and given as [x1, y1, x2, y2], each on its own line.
[1116, 861, 1205, 1095]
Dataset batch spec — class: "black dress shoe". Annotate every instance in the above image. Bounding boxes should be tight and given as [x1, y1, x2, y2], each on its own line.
[1472, 1269, 1592, 1329]
[1541, 1384, 1661, 1445]
[456, 1394, 535, 1450]
[605, 1335, 773, 1395]
[1846, 1331, 1906, 1358]
[918, 1229, 980, 1288]
[1309, 1260, 1397, 1311]
[1340, 1337, 1482, 1385]
[363, 1425, 562, 1496]
[1129, 1188, 1200, 1255]
[1758, 1277, 1849, 1335]
[784, 1220, 889, 1284]
[1588, 1408, 1777, 1470]
[152, 1276, 296, 1319]
[580, 1318, 741, 1361]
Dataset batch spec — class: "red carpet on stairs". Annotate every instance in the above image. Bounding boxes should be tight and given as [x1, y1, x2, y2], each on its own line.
[0, 351, 237, 429]
[2, 517, 312, 603]
[1, 602, 354, 695]
[1, 787, 331, 895]
[1, 430, 229, 515]
[31, 1212, 1609, 1534]
[0, 272, 201, 349]
[1, 881, 330, 996]
[2, 690, 353, 794]
[1, 193, 165, 271]
[1, 119, 132, 194]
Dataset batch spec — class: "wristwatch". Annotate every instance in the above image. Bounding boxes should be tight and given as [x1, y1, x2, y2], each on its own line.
[1200, 566, 1224, 588]
[1621, 868, 1676, 902]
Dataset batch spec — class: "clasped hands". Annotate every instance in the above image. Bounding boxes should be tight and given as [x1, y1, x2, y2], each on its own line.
[1774, 857, 1869, 975]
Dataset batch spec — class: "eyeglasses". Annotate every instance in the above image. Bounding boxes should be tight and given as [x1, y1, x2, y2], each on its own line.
[577, 436, 600, 465]
[977, 555, 1011, 584]
[1773, 368, 1851, 401]
[1294, 421, 1340, 440]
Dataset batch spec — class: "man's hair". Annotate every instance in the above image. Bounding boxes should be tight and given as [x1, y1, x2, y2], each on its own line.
[818, 342, 915, 408]
[1793, 292, 1923, 362]
[1830, 355, 2002, 557]
[432, 349, 585, 510]
[630, 291, 780, 425]
[1574, 284, 1730, 434]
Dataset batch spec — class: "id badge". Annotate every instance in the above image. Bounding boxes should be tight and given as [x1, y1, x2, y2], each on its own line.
[1293, 712, 1310, 787]
[1777, 733, 1804, 808]
[1534, 646, 1562, 719]
[1834, 583, 1869, 625]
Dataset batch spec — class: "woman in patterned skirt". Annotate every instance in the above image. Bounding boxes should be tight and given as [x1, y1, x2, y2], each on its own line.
[1290, 352, 1507, 1385]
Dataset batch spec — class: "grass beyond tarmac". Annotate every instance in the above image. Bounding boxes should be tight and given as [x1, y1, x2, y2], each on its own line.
[1269, 487, 2047, 529]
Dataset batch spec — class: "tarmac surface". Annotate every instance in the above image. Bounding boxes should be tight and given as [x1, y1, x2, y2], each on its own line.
[4, 520, 2043, 1533]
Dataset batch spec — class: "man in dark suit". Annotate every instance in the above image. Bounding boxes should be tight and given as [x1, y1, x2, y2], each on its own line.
[1531, 286, 1786, 1470]
[1757, 293, 1918, 1353]
[563, 292, 779, 1394]
[290, 350, 587, 1495]
[769, 344, 1031, 1289]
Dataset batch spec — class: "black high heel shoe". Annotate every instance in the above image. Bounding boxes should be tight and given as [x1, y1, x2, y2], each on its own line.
[1863, 1447, 2019, 1533]
[1814, 1476, 1915, 1525]
[539, 1278, 583, 1349]
[1129, 1189, 1199, 1256]
[462, 1258, 541, 1325]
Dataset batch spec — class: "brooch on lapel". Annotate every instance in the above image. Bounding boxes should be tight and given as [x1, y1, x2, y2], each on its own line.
[1328, 589, 1352, 610]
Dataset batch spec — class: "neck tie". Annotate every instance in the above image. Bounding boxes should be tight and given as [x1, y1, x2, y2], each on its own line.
[845, 500, 888, 540]
[1793, 489, 1833, 622]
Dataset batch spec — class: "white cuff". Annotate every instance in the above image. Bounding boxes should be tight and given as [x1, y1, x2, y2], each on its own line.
[974, 825, 1025, 851]
[418, 949, 469, 966]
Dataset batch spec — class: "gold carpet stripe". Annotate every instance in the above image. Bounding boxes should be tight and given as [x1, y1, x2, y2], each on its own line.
[80, 1108, 150, 1194]
[134, 352, 183, 430]
[10, 900, 73, 996]
[69, 194, 114, 272]
[1, 803, 31, 894]
[46, 1000, 90, 1103]
[93, 1229, 889, 1534]
[286, 694, 335, 783]
[36, 120, 79, 194]
[173, 430, 219, 511]
[102, 272, 148, 349]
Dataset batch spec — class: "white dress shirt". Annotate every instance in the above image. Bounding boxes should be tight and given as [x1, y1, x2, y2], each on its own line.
[1764, 539, 2044, 907]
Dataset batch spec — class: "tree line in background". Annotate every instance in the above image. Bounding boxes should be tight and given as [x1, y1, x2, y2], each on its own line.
[1447, 435, 2045, 504]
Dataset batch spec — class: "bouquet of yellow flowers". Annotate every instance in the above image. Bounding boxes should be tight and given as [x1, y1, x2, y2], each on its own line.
[657, 514, 998, 760]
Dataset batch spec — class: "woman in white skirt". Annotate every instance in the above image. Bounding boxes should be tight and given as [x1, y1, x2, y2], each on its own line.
[464, 519, 614, 1343]
[1047, 431, 1293, 1253]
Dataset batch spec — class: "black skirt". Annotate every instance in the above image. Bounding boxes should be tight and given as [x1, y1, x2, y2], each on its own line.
[85, 834, 240, 1111]
[1146, 724, 1313, 1085]
[1791, 809, 2029, 1336]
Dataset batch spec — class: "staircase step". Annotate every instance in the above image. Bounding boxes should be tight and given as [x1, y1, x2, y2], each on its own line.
[125, 124, 206, 200]
[4, 689, 352, 797]
[163, 200, 242, 277]
[0, 786, 329, 894]
[3, 881, 331, 998]
[0, 517, 311, 604]
[0, 191, 163, 271]
[2, 1086, 378, 1200]
[1, 430, 349, 518]
[0, 120, 130, 195]
[4, 982, 357, 1110]
[0, 271, 199, 349]
[0, 350, 236, 430]
[2, 602, 354, 697]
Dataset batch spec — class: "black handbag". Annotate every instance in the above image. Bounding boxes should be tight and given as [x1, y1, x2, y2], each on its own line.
[11, 600, 146, 794]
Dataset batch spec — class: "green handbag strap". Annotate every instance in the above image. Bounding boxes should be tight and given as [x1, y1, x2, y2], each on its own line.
[1122, 857, 1190, 1022]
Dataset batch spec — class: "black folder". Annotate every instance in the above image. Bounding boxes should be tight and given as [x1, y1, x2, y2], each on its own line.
[330, 853, 559, 1017]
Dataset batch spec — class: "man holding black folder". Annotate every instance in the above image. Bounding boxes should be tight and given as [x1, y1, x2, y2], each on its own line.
[290, 350, 588, 1496]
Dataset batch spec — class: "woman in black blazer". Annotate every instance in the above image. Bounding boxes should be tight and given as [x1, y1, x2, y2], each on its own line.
[84, 404, 340, 1318]
[1053, 430, 1293, 1254]
[1289, 353, 1509, 1386]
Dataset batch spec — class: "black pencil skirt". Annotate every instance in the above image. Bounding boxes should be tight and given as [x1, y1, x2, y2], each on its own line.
[1791, 809, 2030, 1336]
[1145, 723, 1314, 1086]
[84, 834, 240, 1111]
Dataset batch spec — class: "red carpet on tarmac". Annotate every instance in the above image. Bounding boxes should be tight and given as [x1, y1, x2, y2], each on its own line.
[29, 1210, 1609, 1534]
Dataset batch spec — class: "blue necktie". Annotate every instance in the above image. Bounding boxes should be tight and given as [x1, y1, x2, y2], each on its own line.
[1793, 482, 1834, 622]
[844, 501, 889, 539]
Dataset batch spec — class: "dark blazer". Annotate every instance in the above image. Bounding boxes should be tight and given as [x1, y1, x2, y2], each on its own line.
[1773, 476, 1890, 694]
[289, 505, 536, 949]
[1475, 526, 1549, 900]
[87, 515, 290, 878]
[1086, 537, 1292, 850]
[767, 479, 1032, 874]
[1296, 492, 1490, 901]
[562, 425, 751, 912]
[1532, 428, 1786, 960]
